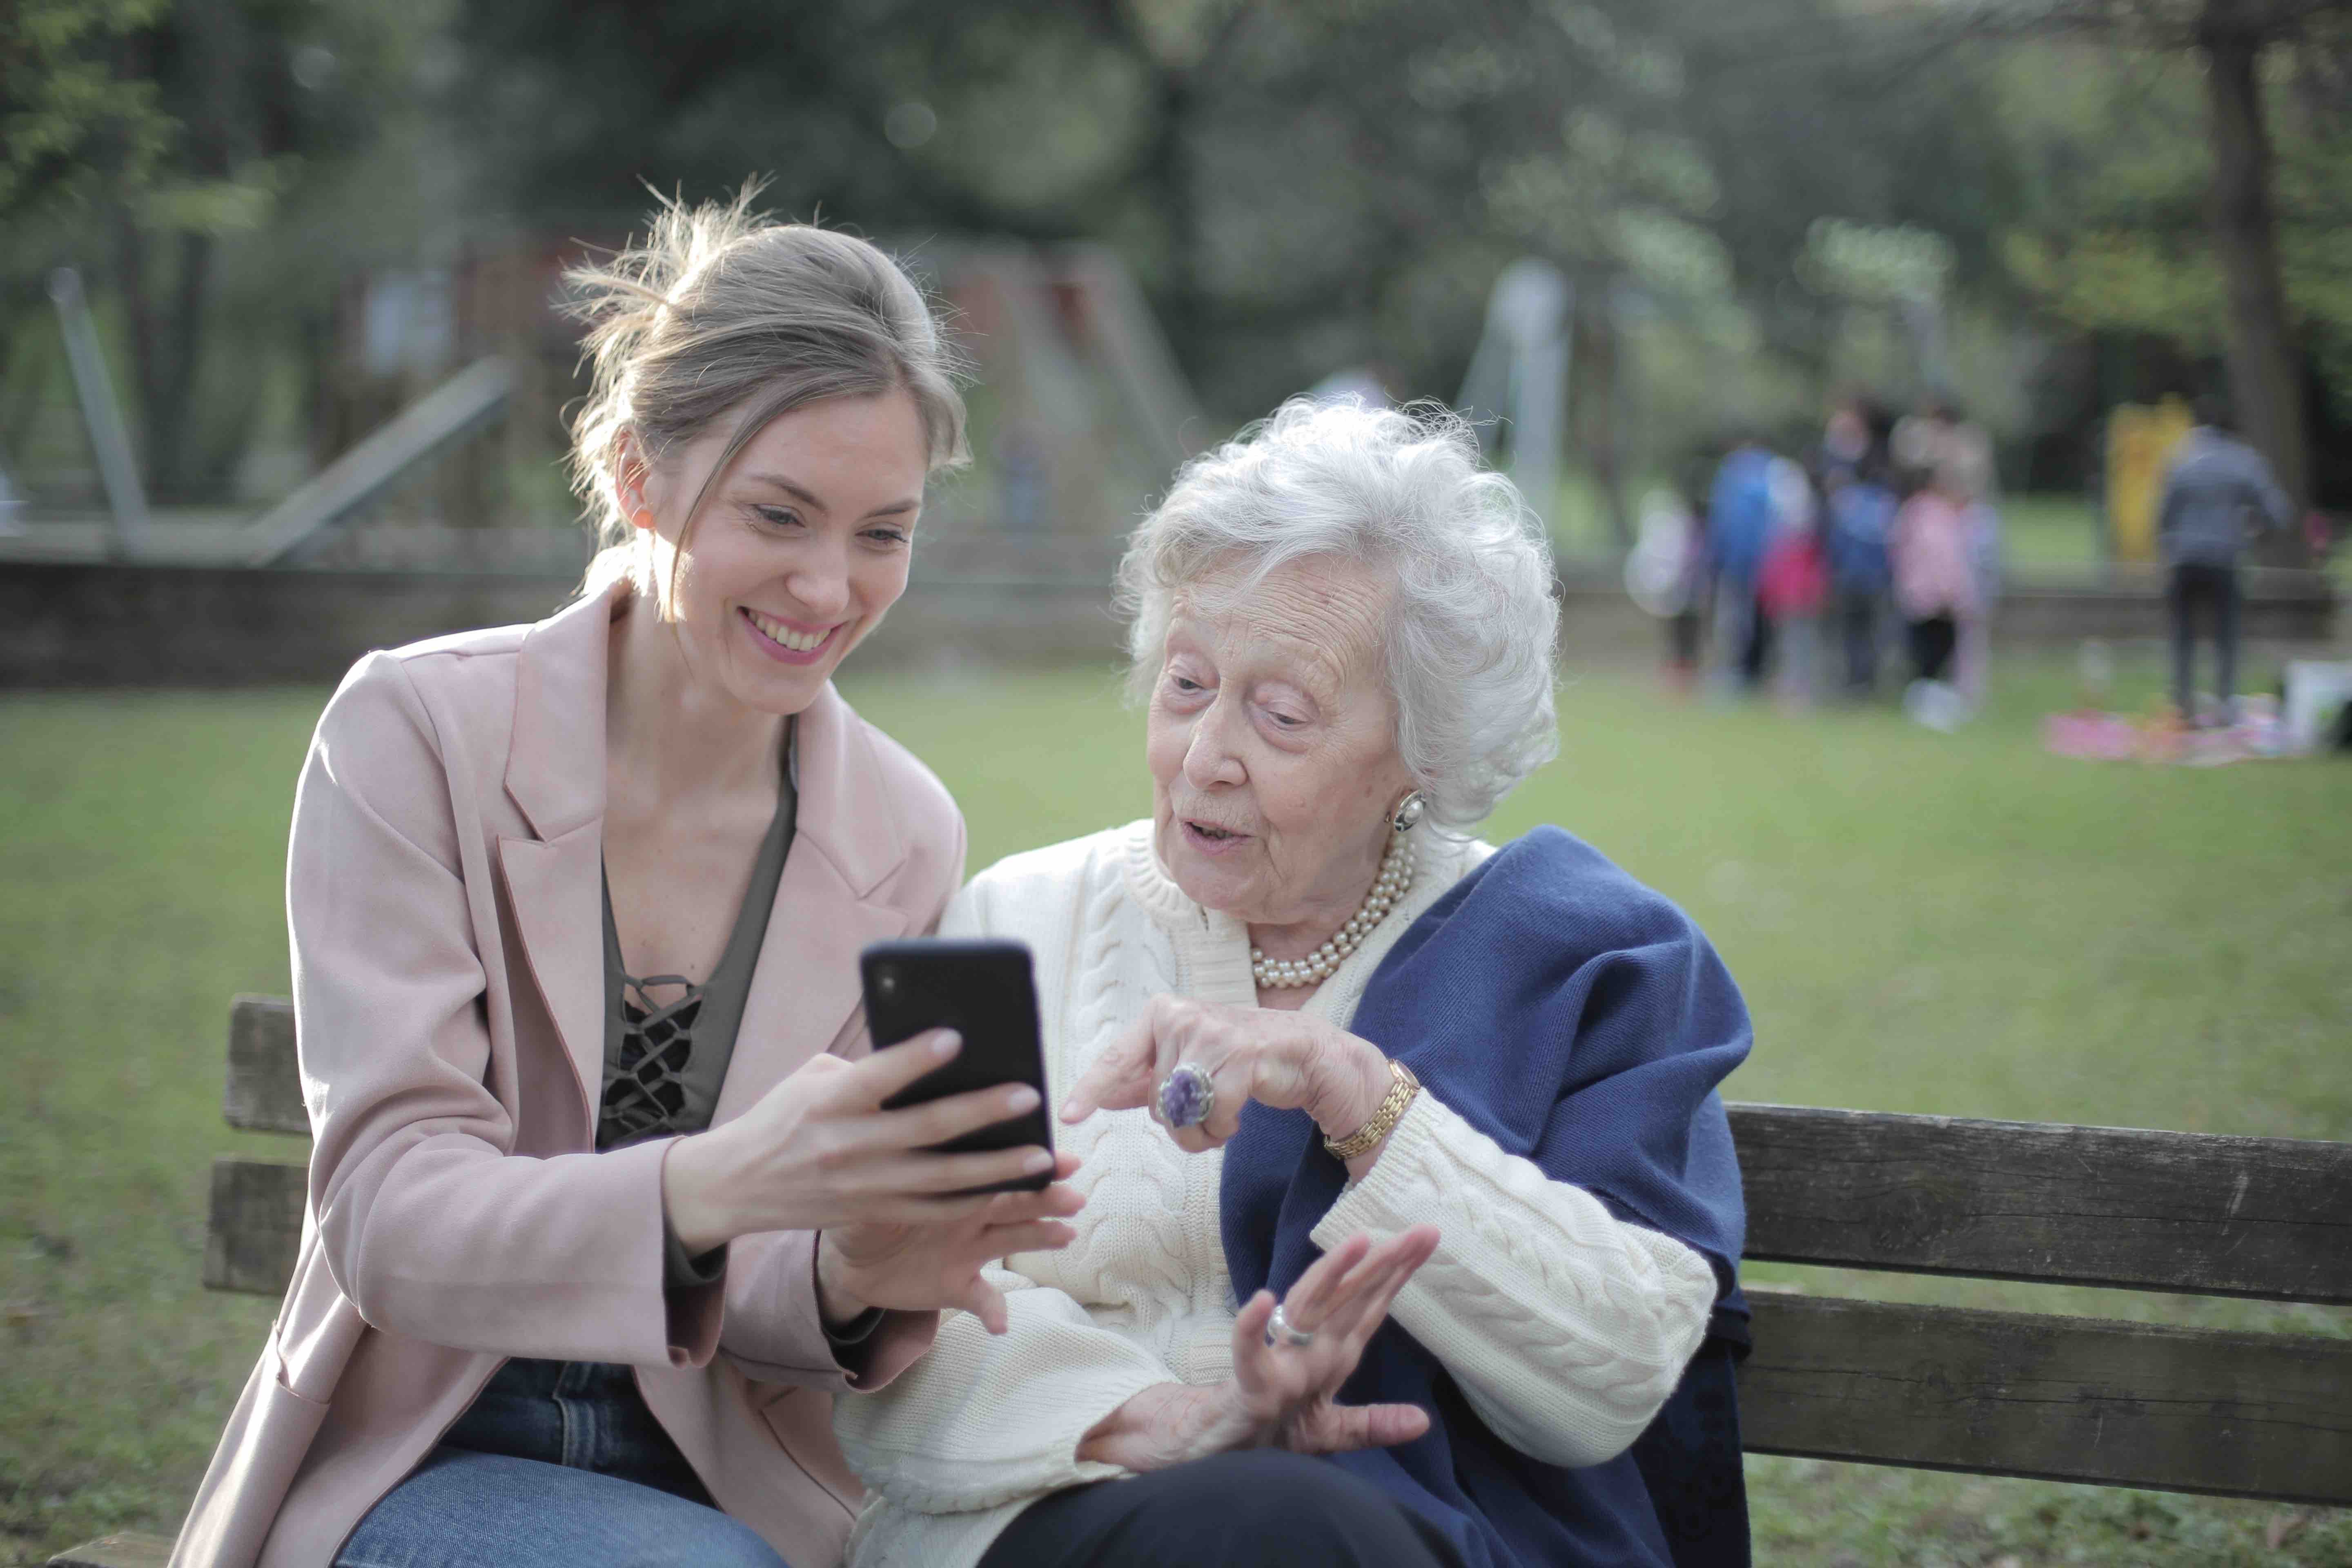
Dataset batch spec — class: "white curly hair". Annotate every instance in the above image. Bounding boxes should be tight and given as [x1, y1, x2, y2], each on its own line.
[1116, 397, 1560, 833]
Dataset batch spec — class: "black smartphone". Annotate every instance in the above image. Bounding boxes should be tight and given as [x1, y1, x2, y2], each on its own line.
[861, 938, 1053, 1194]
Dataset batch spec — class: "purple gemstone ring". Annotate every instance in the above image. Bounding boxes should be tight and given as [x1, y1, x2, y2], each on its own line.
[1157, 1062, 1216, 1130]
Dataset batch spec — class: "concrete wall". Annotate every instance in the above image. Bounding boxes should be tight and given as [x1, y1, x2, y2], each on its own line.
[0, 562, 1131, 688]
[0, 560, 2335, 688]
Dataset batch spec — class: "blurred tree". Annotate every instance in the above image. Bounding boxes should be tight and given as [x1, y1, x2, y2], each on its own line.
[2, 0, 411, 501]
[0, 0, 176, 410]
[1954, 0, 2352, 535]
[1165, 0, 2009, 534]
[441, 0, 2019, 544]
[1, 0, 177, 222]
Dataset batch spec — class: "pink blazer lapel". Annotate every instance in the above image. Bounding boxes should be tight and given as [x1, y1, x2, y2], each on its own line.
[498, 584, 622, 1131]
[500, 827, 608, 1127]
[715, 684, 914, 1123]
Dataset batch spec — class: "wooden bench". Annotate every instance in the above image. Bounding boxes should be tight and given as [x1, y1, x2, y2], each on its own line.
[52, 997, 2352, 1565]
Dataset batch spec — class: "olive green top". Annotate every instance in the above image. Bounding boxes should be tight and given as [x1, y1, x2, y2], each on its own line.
[598, 722, 796, 1292]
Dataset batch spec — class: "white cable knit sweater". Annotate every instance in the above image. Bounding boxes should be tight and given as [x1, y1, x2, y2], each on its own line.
[832, 821, 1718, 1568]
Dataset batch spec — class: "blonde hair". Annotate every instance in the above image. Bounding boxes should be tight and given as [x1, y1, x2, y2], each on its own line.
[564, 185, 969, 592]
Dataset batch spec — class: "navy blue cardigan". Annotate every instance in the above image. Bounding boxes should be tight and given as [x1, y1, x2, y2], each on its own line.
[1221, 827, 1753, 1568]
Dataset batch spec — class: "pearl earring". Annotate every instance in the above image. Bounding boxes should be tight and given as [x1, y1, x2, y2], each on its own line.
[1389, 791, 1426, 833]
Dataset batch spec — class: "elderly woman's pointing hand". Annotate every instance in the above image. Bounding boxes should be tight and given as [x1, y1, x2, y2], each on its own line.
[1061, 995, 1404, 1173]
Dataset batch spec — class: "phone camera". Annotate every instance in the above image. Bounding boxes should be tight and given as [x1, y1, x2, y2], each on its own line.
[877, 969, 899, 998]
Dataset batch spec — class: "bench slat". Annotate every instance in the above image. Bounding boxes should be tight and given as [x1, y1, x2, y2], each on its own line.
[203, 1067, 2352, 1507]
[1732, 1103, 2352, 1305]
[1740, 1292, 2352, 1505]
[226, 996, 307, 1135]
[44, 1532, 174, 1568]
[224, 1005, 2352, 1305]
[204, 1157, 305, 1295]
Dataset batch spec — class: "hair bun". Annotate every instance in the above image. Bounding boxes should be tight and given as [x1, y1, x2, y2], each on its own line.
[561, 182, 969, 595]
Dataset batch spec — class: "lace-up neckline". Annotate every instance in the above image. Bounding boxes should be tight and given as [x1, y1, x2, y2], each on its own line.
[596, 720, 797, 1149]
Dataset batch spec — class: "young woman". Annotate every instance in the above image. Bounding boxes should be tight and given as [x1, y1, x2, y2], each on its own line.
[172, 194, 1082, 1568]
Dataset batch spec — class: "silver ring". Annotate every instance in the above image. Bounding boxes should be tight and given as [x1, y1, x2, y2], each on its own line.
[1157, 1061, 1215, 1130]
[1266, 1303, 1314, 1349]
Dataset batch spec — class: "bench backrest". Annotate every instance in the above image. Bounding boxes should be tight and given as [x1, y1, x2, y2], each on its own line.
[209, 995, 2352, 1506]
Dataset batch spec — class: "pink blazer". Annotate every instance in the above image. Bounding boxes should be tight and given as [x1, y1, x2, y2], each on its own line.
[173, 581, 964, 1568]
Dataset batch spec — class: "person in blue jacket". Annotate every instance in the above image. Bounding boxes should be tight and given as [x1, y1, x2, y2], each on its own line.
[1822, 458, 1898, 696]
[1705, 438, 1779, 692]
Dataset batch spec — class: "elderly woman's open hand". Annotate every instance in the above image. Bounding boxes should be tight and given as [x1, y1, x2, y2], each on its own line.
[1060, 995, 1395, 1156]
[1076, 1226, 1440, 1473]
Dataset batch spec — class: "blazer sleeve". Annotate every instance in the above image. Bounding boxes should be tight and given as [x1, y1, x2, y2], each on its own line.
[291, 654, 705, 1368]
[716, 794, 966, 1392]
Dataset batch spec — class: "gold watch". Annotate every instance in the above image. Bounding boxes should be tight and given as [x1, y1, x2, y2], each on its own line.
[1324, 1058, 1421, 1161]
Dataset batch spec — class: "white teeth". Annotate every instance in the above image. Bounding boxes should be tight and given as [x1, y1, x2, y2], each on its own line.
[750, 609, 827, 652]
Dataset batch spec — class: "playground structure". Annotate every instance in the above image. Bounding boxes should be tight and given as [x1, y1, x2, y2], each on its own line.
[13, 240, 1205, 583]
[2, 254, 2338, 688]
[1, 241, 1214, 684]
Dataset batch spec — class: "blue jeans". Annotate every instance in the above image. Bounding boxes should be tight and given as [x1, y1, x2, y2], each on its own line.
[337, 1359, 786, 1568]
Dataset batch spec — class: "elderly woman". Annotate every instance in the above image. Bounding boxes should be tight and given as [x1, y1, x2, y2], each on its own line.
[835, 401, 1753, 1568]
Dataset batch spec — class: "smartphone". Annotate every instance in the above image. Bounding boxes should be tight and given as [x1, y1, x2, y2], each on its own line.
[861, 938, 1053, 1194]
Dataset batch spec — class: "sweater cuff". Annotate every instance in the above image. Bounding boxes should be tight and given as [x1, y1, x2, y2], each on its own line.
[1313, 1089, 1444, 1247]
[846, 1358, 1160, 1514]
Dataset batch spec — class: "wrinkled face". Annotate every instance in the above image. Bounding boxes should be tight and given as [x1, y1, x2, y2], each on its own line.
[630, 390, 928, 715]
[1145, 557, 1416, 929]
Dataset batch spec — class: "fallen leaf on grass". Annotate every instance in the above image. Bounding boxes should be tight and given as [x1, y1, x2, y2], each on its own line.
[2266, 1510, 2308, 1550]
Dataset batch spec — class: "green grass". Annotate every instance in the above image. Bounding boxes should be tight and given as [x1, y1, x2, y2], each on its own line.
[1998, 494, 2109, 574]
[4, 660, 2349, 1564]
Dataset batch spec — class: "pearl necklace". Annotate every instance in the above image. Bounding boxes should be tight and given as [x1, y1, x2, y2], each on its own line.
[1250, 832, 1417, 990]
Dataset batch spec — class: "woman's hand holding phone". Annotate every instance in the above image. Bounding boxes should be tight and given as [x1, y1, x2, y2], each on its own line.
[661, 1032, 1083, 1318]
[817, 1147, 1083, 1333]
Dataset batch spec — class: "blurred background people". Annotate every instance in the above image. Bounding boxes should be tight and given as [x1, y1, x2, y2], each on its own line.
[1892, 394, 1996, 505]
[1822, 457, 1898, 697]
[2156, 392, 2295, 724]
[1758, 455, 1827, 705]
[1893, 395, 2001, 708]
[1706, 435, 1779, 694]
[1812, 394, 1878, 490]
[1810, 396, 1898, 697]
[1626, 471, 1711, 692]
[1891, 459, 1985, 727]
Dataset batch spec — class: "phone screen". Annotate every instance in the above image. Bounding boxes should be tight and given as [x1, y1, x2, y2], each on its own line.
[861, 938, 1053, 1194]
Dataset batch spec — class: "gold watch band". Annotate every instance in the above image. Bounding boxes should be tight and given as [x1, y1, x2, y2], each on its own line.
[1324, 1058, 1421, 1162]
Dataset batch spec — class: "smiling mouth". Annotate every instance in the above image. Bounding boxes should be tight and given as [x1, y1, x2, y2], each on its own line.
[743, 606, 837, 654]
[1185, 819, 1249, 843]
